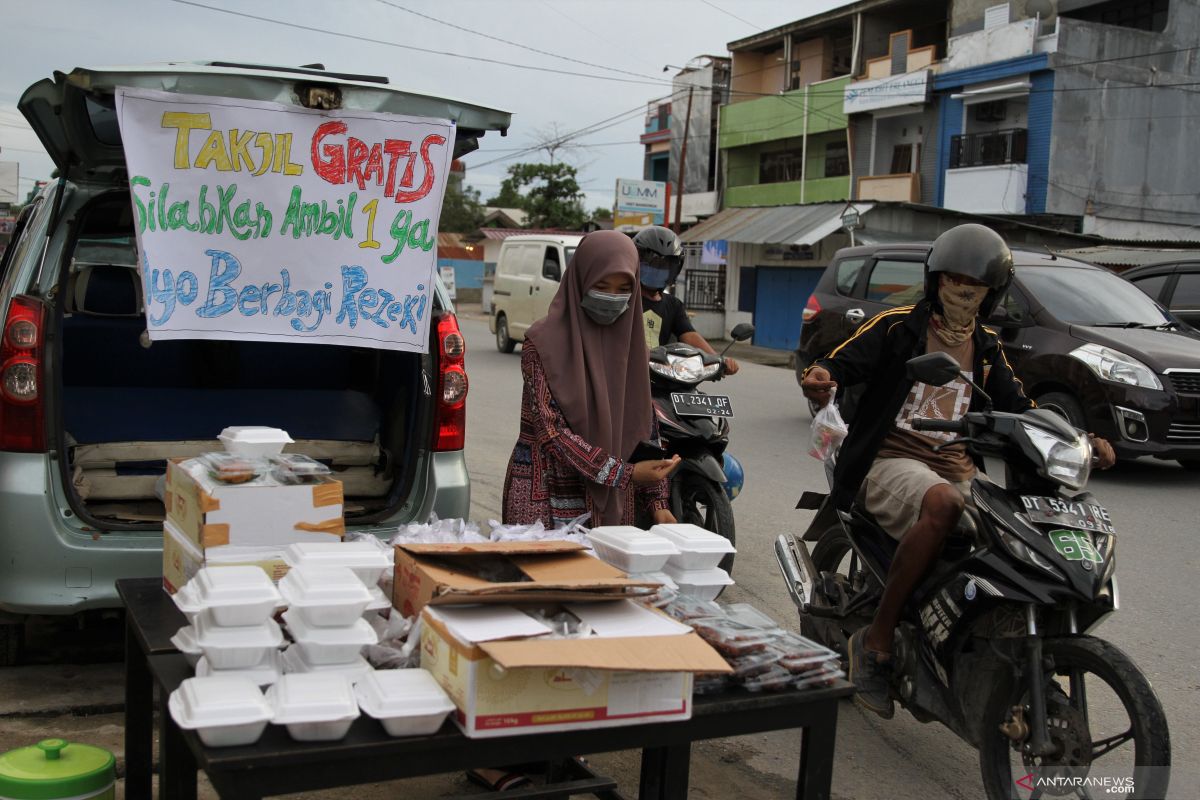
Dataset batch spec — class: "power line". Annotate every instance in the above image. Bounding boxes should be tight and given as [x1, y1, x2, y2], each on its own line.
[373, 0, 661, 81]
[168, 0, 673, 88]
[699, 0, 765, 31]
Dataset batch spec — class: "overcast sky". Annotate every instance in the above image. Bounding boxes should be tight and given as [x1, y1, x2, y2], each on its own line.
[0, 0, 852, 211]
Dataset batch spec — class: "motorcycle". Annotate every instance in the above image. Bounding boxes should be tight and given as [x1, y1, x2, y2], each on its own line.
[776, 352, 1170, 800]
[638, 323, 754, 571]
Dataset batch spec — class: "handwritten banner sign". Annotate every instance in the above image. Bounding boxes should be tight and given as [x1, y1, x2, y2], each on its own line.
[115, 88, 455, 352]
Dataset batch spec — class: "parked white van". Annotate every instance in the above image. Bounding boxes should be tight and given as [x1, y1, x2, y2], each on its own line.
[489, 234, 582, 352]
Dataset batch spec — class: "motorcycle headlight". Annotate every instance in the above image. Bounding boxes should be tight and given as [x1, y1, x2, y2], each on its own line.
[1024, 423, 1092, 490]
[1070, 343, 1163, 390]
[650, 361, 678, 380]
[654, 354, 719, 384]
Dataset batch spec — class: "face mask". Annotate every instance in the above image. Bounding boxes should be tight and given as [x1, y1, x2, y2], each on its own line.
[937, 279, 988, 329]
[581, 289, 631, 325]
[640, 265, 672, 291]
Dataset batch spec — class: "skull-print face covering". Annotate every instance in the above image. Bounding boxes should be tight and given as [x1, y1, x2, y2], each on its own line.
[932, 275, 988, 347]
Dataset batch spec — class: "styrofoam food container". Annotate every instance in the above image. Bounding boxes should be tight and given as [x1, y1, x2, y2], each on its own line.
[168, 676, 273, 747]
[651, 523, 737, 570]
[170, 625, 203, 668]
[218, 426, 294, 456]
[283, 610, 378, 665]
[355, 668, 455, 737]
[365, 585, 391, 612]
[278, 566, 372, 627]
[282, 542, 392, 587]
[281, 647, 372, 683]
[186, 566, 283, 627]
[662, 564, 735, 601]
[194, 610, 284, 670]
[266, 673, 360, 741]
[171, 583, 203, 625]
[587, 526, 679, 573]
[196, 650, 284, 687]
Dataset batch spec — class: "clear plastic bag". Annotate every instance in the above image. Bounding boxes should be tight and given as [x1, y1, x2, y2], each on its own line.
[808, 402, 848, 462]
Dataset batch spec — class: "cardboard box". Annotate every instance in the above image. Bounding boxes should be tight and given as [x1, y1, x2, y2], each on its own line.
[162, 520, 291, 594]
[393, 541, 655, 617]
[165, 459, 345, 549]
[420, 601, 730, 738]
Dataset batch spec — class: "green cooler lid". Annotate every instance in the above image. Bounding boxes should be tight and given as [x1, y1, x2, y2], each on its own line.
[0, 739, 115, 799]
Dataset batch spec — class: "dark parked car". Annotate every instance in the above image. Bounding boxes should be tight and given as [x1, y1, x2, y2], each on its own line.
[795, 243, 1200, 469]
[1121, 260, 1200, 328]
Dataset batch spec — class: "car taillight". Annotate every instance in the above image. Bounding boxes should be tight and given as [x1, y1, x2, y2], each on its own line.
[432, 312, 467, 451]
[0, 296, 46, 452]
[801, 293, 821, 323]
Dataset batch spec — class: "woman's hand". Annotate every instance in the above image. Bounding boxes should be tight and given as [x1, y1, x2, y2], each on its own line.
[632, 455, 681, 485]
[652, 508, 677, 525]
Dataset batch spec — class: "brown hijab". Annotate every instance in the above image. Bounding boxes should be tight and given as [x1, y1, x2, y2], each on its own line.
[525, 230, 653, 525]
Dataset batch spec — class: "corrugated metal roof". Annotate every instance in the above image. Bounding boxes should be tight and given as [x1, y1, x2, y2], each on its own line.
[680, 203, 872, 245]
[1056, 246, 1200, 268]
[474, 228, 585, 241]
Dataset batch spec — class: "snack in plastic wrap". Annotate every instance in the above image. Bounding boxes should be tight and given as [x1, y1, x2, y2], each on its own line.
[664, 596, 724, 622]
[770, 632, 839, 673]
[793, 663, 846, 690]
[721, 603, 784, 633]
[808, 402, 849, 462]
[726, 649, 780, 682]
[198, 452, 264, 484]
[690, 618, 775, 658]
[692, 672, 730, 696]
[741, 664, 795, 692]
[269, 453, 332, 484]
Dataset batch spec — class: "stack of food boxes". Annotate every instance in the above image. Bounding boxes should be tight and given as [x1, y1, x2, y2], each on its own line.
[161, 427, 347, 593]
[167, 547, 457, 747]
[586, 523, 736, 600]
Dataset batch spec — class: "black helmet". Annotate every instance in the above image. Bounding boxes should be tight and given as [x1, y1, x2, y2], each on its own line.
[632, 226, 683, 290]
[924, 223, 1014, 317]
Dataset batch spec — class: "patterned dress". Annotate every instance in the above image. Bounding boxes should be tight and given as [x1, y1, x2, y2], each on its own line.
[502, 342, 670, 528]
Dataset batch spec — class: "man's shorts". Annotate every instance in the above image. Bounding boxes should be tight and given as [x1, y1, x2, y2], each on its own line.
[861, 457, 978, 540]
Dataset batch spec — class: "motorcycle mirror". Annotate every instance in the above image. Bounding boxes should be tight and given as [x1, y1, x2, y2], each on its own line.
[729, 323, 755, 342]
[906, 352, 962, 386]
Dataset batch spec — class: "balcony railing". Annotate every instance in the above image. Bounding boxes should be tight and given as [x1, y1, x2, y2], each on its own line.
[949, 128, 1028, 169]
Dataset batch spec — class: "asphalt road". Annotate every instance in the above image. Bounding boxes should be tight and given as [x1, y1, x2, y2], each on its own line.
[459, 314, 1197, 800]
[1, 314, 1191, 799]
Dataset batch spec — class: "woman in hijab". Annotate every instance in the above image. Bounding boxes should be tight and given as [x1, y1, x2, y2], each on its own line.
[502, 229, 680, 530]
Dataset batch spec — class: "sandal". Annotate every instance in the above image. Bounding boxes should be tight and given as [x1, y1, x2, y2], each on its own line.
[465, 767, 532, 792]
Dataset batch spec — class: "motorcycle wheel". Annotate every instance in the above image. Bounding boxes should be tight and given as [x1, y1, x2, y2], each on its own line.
[670, 472, 736, 574]
[807, 526, 876, 659]
[979, 635, 1170, 800]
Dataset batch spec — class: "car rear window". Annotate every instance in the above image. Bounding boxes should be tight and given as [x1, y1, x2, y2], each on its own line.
[834, 257, 866, 295]
[1128, 273, 1169, 303]
[866, 259, 923, 306]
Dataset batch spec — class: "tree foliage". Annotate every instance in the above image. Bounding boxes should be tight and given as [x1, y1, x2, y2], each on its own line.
[491, 162, 587, 230]
[439, 182, 484, 234]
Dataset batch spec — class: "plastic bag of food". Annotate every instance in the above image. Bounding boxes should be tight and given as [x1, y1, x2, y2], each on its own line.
[196, 452, 268, 484]
[268, 453, 331, 484]
[808, 402, 848, 462]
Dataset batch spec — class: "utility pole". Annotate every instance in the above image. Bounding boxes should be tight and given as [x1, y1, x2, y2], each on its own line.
[673, 85, 694, 234]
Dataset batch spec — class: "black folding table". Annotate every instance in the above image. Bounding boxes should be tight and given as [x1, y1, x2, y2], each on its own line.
[119, 577, 853, 800]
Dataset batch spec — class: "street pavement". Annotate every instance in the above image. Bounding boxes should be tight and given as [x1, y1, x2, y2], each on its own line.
[0, 313, 1193, 799]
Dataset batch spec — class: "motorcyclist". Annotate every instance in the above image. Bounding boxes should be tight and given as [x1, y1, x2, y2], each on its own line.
[633, 226, 739, 375]
[800, 224, 1116, 718]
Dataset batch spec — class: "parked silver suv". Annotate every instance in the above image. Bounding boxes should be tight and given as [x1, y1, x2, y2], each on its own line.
[0, 63, 510, 663]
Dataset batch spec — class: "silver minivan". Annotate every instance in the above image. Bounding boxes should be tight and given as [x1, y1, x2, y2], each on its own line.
[0, 63, 510, 663]
[489, 234, 582, 352]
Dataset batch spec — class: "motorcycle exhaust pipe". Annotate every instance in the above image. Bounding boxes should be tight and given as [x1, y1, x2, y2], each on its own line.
[775, 534, 817, 613]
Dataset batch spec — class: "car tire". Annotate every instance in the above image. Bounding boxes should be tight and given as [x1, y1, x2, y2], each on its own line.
[1036, 391, 1086, 430]
[495, 314, 516, 353]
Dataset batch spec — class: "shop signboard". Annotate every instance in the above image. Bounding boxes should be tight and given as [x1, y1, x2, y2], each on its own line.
[613, 178, 668, 231]
[115, 88, 455, 353]
[843, 69, 930, 114]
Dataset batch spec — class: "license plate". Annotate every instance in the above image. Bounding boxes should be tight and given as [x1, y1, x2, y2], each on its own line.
[1020, 496, 1115, 534]
[671, 393, 733, 418]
